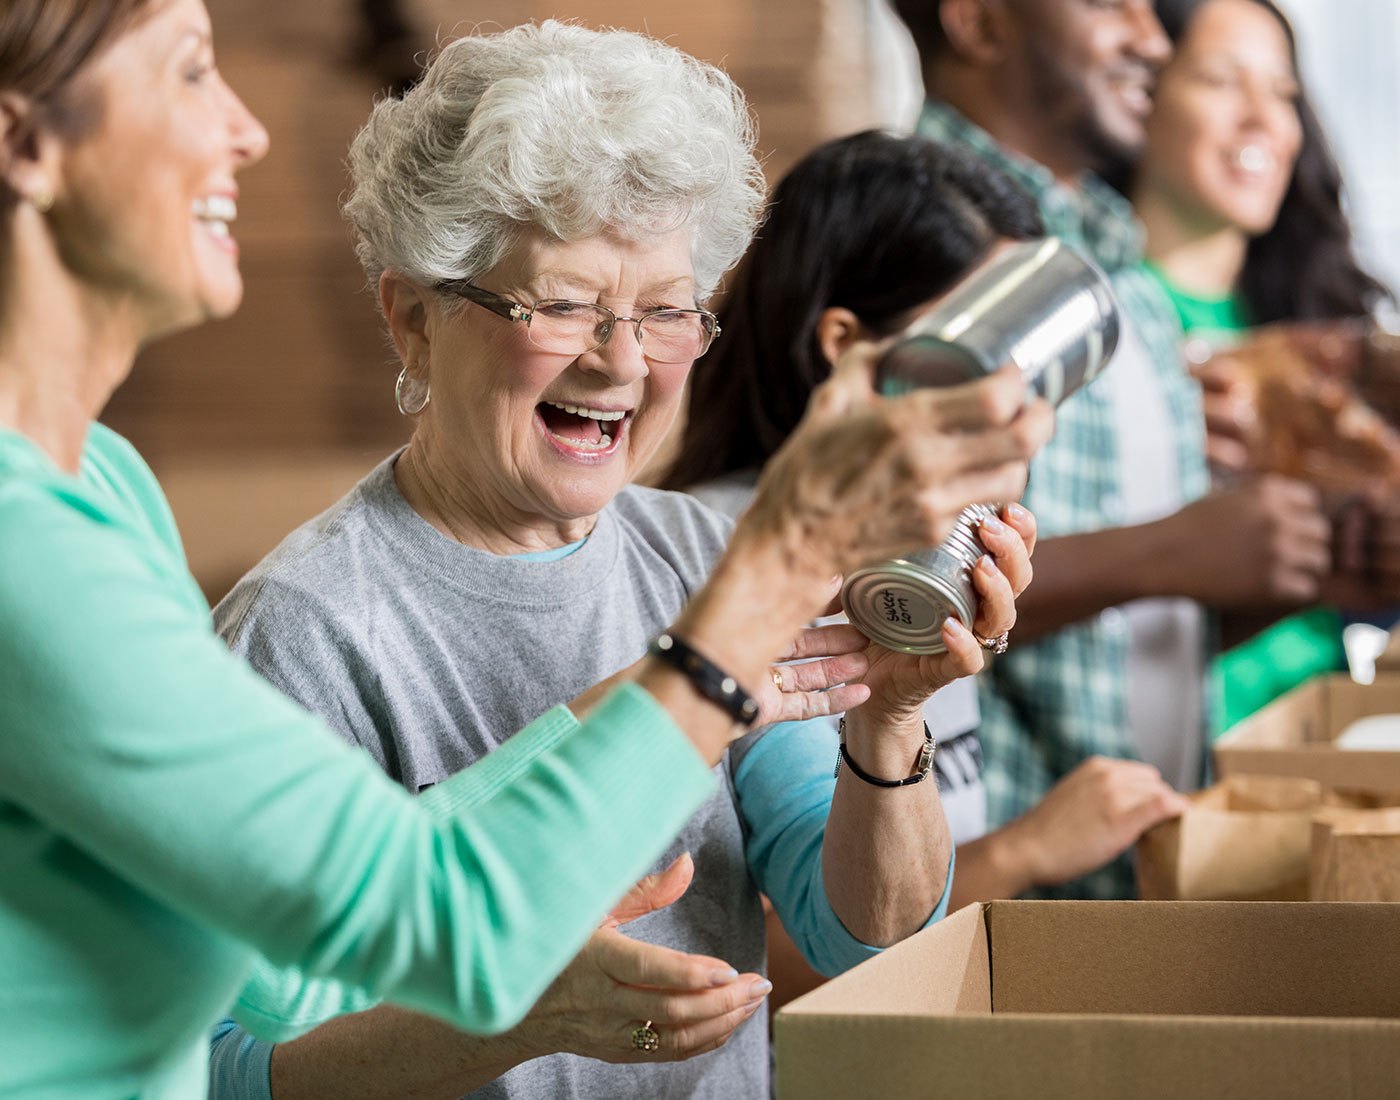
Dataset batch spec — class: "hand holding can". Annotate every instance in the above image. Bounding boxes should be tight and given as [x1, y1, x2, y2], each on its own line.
[843, 237, 1120, 654]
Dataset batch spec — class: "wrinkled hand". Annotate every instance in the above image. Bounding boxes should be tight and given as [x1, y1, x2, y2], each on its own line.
[757, 609, 873, 724]
[1159, 475, 1331, 607]
[523, 854, 769, 1064]
[999, 757, 1188, 889]
[852, 503, 1037, 724]
[737, 348, 1053, 621]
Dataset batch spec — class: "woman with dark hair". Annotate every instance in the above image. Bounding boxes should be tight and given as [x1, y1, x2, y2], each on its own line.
[1136, 0, 1389, 329]
[667, 131, 1186, 918]
[0, 5, 1050, 1095]
[1129, 0, 1394, 728]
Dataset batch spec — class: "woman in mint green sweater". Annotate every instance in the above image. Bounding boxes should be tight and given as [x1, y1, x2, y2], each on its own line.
[0, 2, 1051, 1095]
[1129, 0, 1394, 731]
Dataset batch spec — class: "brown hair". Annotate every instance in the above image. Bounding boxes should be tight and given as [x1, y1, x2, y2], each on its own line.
[0, 0, 154, 100]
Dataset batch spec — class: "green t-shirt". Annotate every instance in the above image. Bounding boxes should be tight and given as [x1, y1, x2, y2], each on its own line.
[1144, 264, 1347, 733]
[0, 423, 713, 1098]
[1145, 262, 1251, 337]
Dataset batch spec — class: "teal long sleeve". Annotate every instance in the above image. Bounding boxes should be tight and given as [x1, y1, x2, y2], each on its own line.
[224, 702, 584, 1042]
[209, 704, 584, 1098]
[0, 425, 715, 1098]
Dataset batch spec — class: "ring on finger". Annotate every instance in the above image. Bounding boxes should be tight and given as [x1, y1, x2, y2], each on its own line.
[973, 630, 1009, 655]
[631, 1020, 661, 1053]
[771, 668, 784, 692]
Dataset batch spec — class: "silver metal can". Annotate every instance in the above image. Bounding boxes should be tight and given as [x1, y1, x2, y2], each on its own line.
[876, 236, 1120, 401]
[843, 237, 1120, 655]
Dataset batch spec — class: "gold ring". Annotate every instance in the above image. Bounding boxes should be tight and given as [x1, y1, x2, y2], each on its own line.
[631, 1020, 661, 1053]
[771, 668, 784, 692]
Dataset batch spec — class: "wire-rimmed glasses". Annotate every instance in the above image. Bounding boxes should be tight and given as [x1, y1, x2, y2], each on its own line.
[438, 280, 720, 364]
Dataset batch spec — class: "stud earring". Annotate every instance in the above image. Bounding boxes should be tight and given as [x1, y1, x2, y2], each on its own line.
[395, 366, 430, 416]
[29, 187, 54, 214]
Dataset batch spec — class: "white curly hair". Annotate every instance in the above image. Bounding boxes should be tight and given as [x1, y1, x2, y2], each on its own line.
[343, 21, 767, 302]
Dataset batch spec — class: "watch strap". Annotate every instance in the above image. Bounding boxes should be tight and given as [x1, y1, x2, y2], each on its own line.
[647, 632, 760, 727]
[834, 716, 936, 787]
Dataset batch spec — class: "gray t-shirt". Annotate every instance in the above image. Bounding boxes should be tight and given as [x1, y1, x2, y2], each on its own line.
[213, 457, 767, 1100]
[686, 470, 989, 845]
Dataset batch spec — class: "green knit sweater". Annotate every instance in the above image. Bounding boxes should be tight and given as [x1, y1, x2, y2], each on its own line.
[0, 423, 714, 1098]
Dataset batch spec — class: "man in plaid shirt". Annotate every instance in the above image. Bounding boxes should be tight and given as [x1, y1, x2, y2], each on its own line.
[892, 0, 1332, 897]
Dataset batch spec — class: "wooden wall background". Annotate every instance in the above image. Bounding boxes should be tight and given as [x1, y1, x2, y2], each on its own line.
[102, 0, 914, 598]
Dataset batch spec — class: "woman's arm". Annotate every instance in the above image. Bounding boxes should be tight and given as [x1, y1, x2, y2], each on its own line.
[210, 716, 763, 1100]
[947, 757, 1187, 909]
[815, 504, 1033, 946]
[241, 856, 766, 1100]
[733, 714, 955, 978]
[0, 480, 721, 1036]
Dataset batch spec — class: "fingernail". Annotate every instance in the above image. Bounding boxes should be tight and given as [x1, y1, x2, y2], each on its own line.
[710, 967, 740, 985]
[980, 514, 1006, 535]
[944, 617, 971, 637]
[977, 555, 997, 573]
[748, 978, 773, 998]
[1007, 503, 1030, 522]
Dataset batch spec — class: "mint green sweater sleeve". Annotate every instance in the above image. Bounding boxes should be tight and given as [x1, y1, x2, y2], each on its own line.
[0, 428, 716, 1069]
[229, 703, 583, 1039]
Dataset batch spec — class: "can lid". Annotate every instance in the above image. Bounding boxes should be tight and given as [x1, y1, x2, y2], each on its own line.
[842, 561, 974, 655]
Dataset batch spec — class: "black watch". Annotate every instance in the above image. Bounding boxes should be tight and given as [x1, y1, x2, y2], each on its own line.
[834, 716, 936, 787]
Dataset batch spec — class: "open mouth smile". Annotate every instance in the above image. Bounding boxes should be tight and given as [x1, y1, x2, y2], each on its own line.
[193, 194, 239, 253]
[535, 399, 632, 459]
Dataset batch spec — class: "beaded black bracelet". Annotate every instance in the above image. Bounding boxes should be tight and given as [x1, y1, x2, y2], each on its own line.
[834, 716, 937, 788]
[647, 632, 760, 727]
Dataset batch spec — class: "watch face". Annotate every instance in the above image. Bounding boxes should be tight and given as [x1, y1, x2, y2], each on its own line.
[917, 735, 937, 777]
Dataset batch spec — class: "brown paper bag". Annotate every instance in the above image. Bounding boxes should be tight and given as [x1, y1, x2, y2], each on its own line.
[1191, 319, 1400, 492]
[1310, 807, 1400, 902]
[1137, 776, 1322, 901]
[1324, 787, 1400, 809]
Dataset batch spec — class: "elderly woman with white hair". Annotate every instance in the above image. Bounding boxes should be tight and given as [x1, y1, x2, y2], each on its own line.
[205, 21, 1049, 1100]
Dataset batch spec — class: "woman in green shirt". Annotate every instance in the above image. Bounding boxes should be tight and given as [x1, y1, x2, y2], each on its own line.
[0, 2, 1051, 1095]
[1129, 0, 1393, 731]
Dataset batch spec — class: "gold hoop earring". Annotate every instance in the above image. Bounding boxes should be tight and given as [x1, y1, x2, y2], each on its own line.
[395, 366, 430, 416]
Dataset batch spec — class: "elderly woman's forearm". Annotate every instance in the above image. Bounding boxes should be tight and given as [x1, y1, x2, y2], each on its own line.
[821, 784, 952, 945]
[268, 1007, 535, 1100]
[820, 710, 953, 945]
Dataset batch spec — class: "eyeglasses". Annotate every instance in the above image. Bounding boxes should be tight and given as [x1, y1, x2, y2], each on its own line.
[438, 280, 721, 364]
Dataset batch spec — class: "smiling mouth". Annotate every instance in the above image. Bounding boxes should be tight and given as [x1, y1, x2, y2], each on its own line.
[1106, 68, 1155, 117]
[192, 194, 237, 239]
[1230, 144, 1278, 178]
[537, 400, 630, 451]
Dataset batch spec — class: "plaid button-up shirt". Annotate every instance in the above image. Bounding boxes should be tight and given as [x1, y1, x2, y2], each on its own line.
[918, 101, 1210, 898]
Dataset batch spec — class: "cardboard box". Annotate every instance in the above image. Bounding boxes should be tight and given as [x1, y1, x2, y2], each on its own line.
[776, 901, 1400, 1099]
[1136, 776, 1321, 901]
[1213, 673, 1400, 793]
